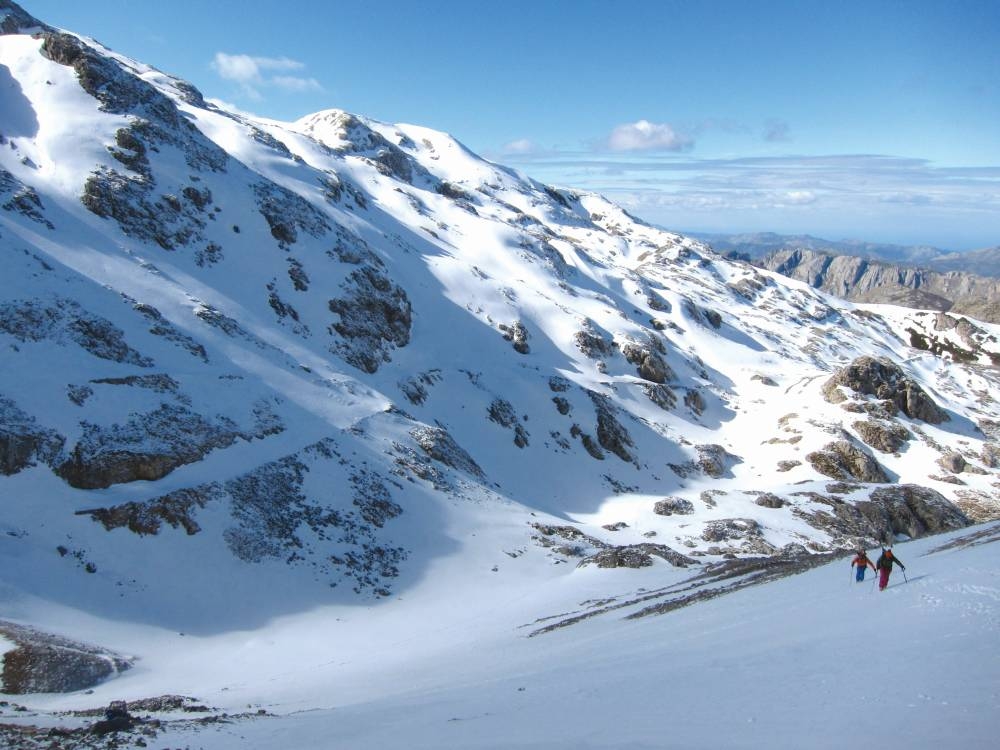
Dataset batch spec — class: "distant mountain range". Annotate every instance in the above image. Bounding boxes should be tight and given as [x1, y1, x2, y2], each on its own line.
[751, 248, 1000, 323]
[692, 231, 1000, 278]
[690, 233, 1000, 323]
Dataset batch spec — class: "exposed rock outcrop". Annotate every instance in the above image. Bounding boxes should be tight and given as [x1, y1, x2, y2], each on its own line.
[755, 248, 1000, 323]
[805, 439, 890, 482]
[861, 485, 970, 540]
[488, 397, 529, 447]
[0, 297, 153, 365]
[936, 451, 967, 474]
[700, 518, 776, 555]
[822, 356, 949, 424]
[0, 396, 64, 475]
[579, 543, 696, 569]
[793, 485, 969, 549]
[328, 266, 412, 373]
[620, 338, 674, 384]
[253, 181, 330, 247]
[695, 444, 741, 478]
[1, 169, 53, 228]
[0, 0, 50, 34]
[531, 523, 608, 559]
[852, 418, 912, 453]
[0, 620, 130, 694]
[589, 392, 635, 464]
[78, 484, 222, 535]
[500, 320, 530, 354]
[653, 497, 695, 516]
[410, 426, 484, 479]
[905, 311, 1000, 365]
[55, 404, 241, 489]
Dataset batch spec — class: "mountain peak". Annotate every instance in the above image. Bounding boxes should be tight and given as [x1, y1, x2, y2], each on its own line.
[0, 0, 49, 36]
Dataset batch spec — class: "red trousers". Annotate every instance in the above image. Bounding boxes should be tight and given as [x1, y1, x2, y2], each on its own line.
[878, 568, 891, 590]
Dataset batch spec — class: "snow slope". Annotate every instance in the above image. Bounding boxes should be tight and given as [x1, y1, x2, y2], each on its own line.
[6, 523, 999, 749]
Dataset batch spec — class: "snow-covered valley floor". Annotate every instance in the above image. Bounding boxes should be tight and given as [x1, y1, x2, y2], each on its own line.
[4, 522, 998, 749]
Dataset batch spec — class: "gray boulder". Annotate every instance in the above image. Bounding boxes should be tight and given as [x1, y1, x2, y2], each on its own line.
[822, 356, 949, 424]
[621, 340, 674, 384]
[0, 396, 64, 475]
[578, 543, 696, 569]
[696, 444, 741, 478]
[0, 621, 130, 694]
[937, 451, 967, 474]
[654, 497, 695, 516]
[806, 440, 890, 482]
[860, 485, 970, 540]
[852, 418, 912, 453]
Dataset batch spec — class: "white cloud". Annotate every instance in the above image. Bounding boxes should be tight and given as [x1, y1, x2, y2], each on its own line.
[606, 120, 693, 152]
[502, 138, 538, 154]
[271, 75, 323, 92]
[211, 52, 322, 98]
[783, 190, 817, 205]
[212, 53, 254, 84]
[496, 150, 1000, 247]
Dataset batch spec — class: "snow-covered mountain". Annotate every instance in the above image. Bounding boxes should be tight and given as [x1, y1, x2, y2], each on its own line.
[1, 3, 999, 745]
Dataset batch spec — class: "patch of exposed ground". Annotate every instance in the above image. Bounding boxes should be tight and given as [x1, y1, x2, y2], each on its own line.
[0, 696, 268, 750]
[523, 550, 839, 637]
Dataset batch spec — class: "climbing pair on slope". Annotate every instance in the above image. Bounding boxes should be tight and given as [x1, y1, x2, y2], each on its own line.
[851, 547, 906, 590]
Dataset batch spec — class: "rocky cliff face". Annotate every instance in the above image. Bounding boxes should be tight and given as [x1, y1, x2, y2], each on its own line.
[756, 248, 1000, 323]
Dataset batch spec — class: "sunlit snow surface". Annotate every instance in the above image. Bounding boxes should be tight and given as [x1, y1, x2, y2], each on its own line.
[5, 524, 999, 749]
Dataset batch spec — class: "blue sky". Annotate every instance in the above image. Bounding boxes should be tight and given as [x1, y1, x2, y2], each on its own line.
[24, 0, 1000, 249]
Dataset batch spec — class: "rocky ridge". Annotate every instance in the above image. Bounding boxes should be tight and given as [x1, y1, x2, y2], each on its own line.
[753, 248, 1000, 323]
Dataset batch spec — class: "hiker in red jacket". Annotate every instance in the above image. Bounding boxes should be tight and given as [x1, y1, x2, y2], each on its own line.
[876, 547, 905, 590]
[850, 550, 876, 582]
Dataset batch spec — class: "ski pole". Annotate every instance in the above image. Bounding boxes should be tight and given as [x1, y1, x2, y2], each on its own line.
[903, 570, 908, 583]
